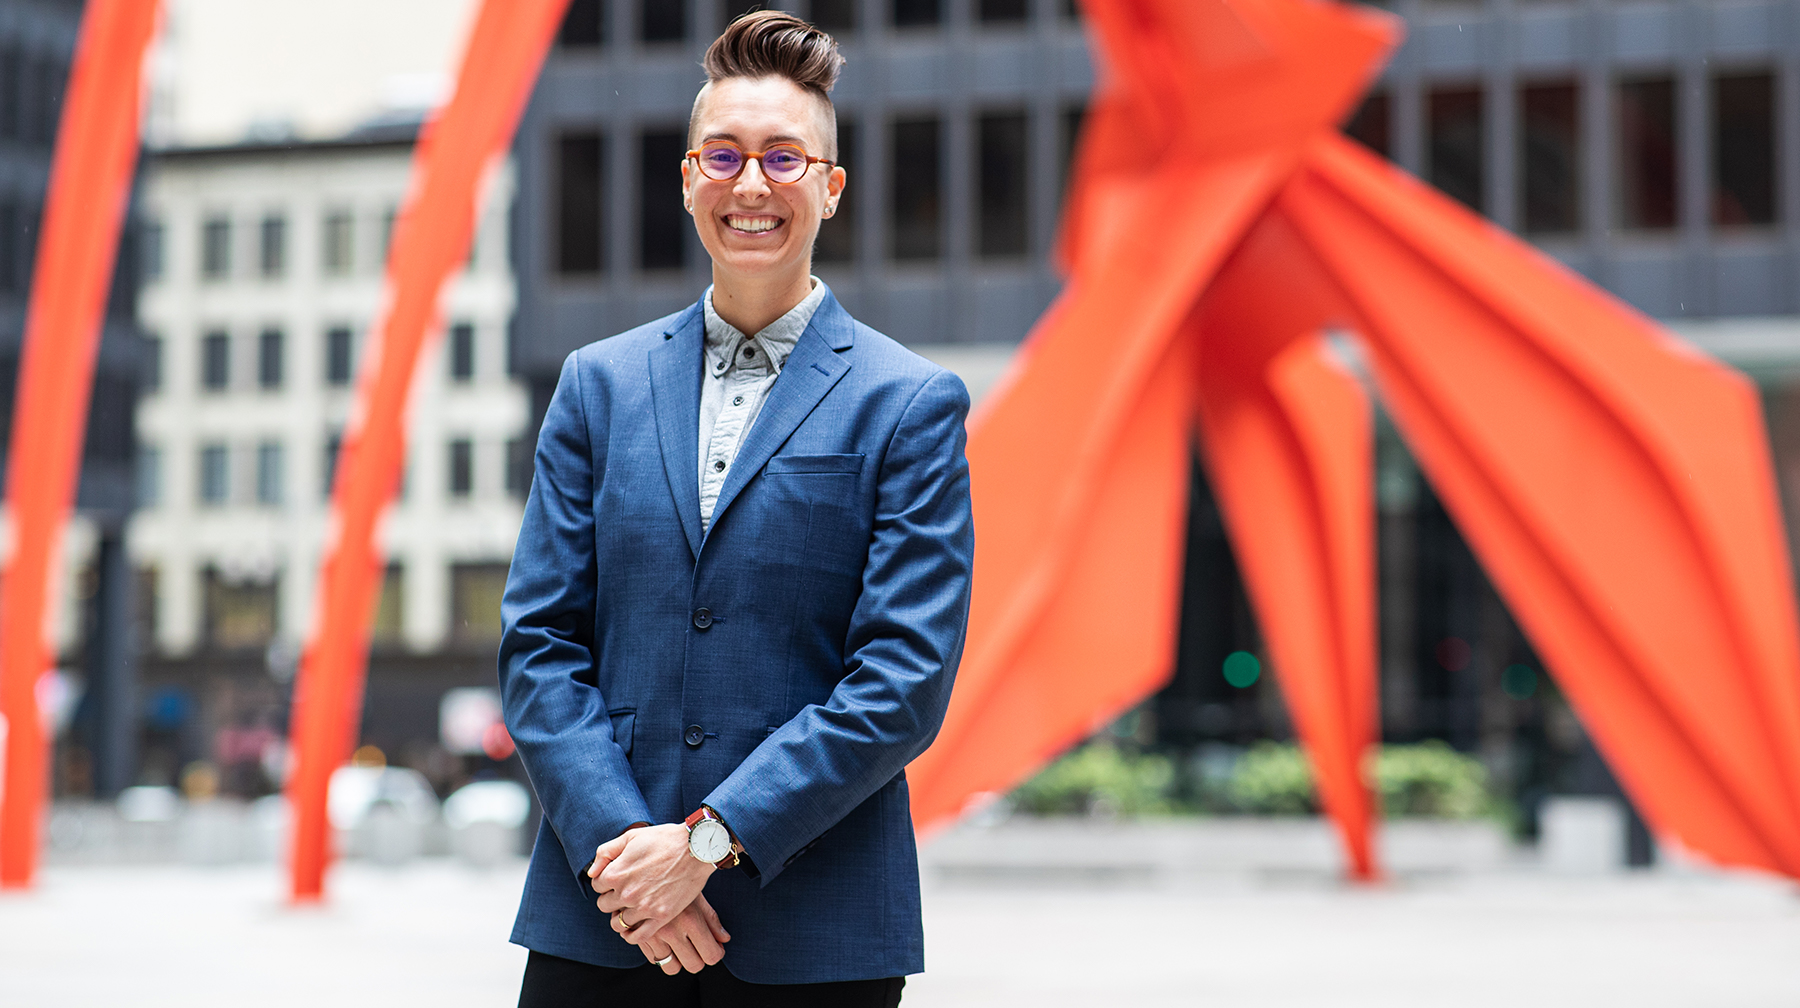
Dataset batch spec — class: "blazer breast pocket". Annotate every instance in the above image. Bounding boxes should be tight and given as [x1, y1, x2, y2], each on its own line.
[763, 453, 864, 477]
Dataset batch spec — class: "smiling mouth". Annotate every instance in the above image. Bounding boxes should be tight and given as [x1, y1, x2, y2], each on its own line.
[725, 214, 783, 234]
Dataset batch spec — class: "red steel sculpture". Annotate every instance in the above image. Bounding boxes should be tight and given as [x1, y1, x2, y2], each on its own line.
[285, 0, 571, 900]
[907, 0, 1800, 882]
[0, 0, 160, 888]
[8, 0, 1800, 893]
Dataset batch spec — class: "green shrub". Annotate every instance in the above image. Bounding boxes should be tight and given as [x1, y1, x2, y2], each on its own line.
[1372, 740, 1491, 818]
[1228, 742, 1317, 814]
[1225, 740, 1493, 819]
[1010, 742, 1175, 817]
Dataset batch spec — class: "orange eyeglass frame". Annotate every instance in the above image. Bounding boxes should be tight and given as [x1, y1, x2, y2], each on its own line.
[686, 139, 836, 183]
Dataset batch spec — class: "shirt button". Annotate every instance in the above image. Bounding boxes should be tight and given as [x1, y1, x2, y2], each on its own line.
[712, 459, 726, 472]
[692, 607, 713, 630]
[743, 346, 756, 357]
[732, 396, 744, 406]
[685, 725, 705, 747]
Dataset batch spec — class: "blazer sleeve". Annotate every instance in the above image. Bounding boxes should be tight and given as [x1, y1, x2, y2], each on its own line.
[499, 351, 653, 881]
[704, 367, 975, 886]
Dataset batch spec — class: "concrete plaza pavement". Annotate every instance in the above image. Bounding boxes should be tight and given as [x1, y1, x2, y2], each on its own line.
[1, 841, 1797, 1006]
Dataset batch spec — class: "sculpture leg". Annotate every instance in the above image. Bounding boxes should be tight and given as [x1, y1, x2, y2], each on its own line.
[286, 0, 571, 901]
[1276, 133, 1800, 876]
[1188, 215, 1380, 880]
[0, 0, 160, 888]
[908, 330, 1199, 829]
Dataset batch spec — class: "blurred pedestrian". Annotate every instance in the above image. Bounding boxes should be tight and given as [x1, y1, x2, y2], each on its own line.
[500, 10, 974, 1006]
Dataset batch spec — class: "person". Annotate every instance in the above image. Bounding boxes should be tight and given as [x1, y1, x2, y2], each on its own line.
[500, 11, 975, 1006]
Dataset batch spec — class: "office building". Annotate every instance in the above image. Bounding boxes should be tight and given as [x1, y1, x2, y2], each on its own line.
[132, 126, 527, 794]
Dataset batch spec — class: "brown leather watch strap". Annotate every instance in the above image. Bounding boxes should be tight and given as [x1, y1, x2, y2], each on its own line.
[683, 806, 744, 869]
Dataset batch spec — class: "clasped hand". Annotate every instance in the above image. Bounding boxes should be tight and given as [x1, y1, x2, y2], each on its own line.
[590, 824, 729, 975]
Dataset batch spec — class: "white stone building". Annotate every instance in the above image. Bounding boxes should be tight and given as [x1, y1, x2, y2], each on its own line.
[133, 126, 526, 703]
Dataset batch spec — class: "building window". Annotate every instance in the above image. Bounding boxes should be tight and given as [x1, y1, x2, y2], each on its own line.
[256, 328, 284, 389]
[203, 568, 278, 651]
[201, 215, 231, 280]
[143, 333, 162, 393]
[979, 0, 1028, 23]
[890, 116, 943, 260]
[322, 209, 354, 275]
[1616, 77, 1678, 230]
[450, 562, 511, 644]
[0, 45, 17, 139]
[1519, 81, 1580, 235]
[255, 440, 284, 506]
[449, 438, 474, 498]
[198, 442, 230, 505]
[978, 110, 1029, 258]
[506, 437, 531, 500]
[325, 326, 354, 386]
[134, 567, 159, 656]
[201, 331, 230, 391]
[893, 0, 941, 27]
[1428, 87, 1485, 214]
[322, 428, 342, 499]
[815, 118, 858, 264]
[372, 564, 405, 646]
[641, 0, 685, 42]
[0, 198, 19, 293]
[137, 445, 161, 508]
[379, 205, 398, 268]
[19, 204, 35, 290]
[259, 214, 286, 277]
[558, 0, 605, 46]
[449, 321, 476, 382]
[1059, 103, 1086, 210]
[1712, 71, 1775, 227]
[32, 58, 63, 147]
[809, 0, 857, 30]
[142, 218, 164, 281]
[557, 131, 605, 274]
[1344, 91, 1391, 158]
[639, 129, 688, 270]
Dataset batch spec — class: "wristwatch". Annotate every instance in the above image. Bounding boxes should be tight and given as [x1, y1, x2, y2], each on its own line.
[684, 805, 743, 869]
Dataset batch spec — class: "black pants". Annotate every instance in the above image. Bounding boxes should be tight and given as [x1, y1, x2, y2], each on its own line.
[518, 950, 905, 1008]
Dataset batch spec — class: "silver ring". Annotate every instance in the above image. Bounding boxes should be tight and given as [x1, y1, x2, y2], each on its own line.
[654, 953, 676, 967]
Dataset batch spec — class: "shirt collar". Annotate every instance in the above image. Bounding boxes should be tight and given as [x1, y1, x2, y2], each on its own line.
[702, 277, 827, 377]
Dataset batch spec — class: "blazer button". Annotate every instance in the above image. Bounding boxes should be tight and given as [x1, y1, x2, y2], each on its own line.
[692, 607, 713, 630]
[685, 725, 705, 748]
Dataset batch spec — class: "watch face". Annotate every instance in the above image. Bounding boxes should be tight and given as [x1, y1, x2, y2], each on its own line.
[690, 819, 731, 863]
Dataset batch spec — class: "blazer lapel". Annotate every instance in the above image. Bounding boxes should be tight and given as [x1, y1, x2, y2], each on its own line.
[648, 303, 705, 559]
[705, 293, 856, 541]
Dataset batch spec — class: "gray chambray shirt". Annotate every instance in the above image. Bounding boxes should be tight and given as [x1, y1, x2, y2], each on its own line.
[698, 277, 829, 532]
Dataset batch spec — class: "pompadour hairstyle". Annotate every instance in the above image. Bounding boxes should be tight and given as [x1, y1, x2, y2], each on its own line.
[690, 10, 844, 158]
[702, 10, 844, 96]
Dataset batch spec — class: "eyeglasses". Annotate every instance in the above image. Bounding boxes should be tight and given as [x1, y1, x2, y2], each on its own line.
[687, 140, 834, 185]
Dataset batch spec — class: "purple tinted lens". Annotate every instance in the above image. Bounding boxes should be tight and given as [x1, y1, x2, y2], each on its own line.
[700, 146, 743, 179]
[762, 147, 807, 182]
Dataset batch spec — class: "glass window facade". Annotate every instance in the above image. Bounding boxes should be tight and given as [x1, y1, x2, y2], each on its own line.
[638, 129, 688, 270]
[1428, 87, 1485, 213]
[1616, 77, 1679, 230]
[557, 131, 604, 274]
[1712, 71, 1776, 227]
[890, 116, 942, 261]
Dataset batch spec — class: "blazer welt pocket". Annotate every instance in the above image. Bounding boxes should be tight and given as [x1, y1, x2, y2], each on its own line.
[764, 453, 864, 476]
[608, 709, 636, 757]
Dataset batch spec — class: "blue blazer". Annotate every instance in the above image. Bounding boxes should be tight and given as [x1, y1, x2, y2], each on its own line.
[499, 289, 974, 984]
